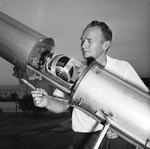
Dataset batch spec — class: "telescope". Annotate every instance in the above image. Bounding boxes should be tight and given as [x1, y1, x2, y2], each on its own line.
[0, 11, 149, 149]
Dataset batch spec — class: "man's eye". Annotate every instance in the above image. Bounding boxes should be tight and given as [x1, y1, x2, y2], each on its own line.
[88, 39, 92, 43]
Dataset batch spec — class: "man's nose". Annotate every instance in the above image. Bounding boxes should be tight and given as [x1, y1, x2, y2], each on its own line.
[81, 40, 88, 48]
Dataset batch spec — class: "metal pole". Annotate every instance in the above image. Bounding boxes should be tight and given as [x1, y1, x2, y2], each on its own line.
[93, 122, 110, 149]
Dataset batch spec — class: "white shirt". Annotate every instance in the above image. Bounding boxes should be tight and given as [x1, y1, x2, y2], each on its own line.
[72, 55, 149, 132]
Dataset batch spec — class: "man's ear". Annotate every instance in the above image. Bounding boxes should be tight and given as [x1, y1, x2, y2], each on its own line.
[102, 41, 111, 51]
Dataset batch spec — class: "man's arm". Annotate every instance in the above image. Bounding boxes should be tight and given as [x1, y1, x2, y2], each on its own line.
[31, 88, 70, 113]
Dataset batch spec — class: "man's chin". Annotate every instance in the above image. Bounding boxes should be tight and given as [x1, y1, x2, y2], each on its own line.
[83, 54, 91, 59]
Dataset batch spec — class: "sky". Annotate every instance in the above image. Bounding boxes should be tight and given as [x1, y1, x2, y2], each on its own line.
[0, 0, 149, 85]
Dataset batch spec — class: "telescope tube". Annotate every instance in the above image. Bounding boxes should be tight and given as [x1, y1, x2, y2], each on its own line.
[0, 11, 54, 72]
[70, 62, 150, 149]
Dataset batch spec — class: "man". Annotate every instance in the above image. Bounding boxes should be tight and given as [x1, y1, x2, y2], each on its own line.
[31, 21, 149, 149]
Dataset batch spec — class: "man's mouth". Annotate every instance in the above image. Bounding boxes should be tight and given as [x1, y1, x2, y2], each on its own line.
[82, 50, 89, 53]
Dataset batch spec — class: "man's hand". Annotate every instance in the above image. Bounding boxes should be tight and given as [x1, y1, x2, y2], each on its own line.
[31, 88, 49, 107]
[106, 129, 118, 139]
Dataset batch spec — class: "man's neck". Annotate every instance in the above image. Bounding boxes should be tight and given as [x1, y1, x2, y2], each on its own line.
[96, 52, 107, 68]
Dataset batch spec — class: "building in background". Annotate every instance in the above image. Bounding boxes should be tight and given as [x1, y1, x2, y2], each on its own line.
[0, 85, 26, 98]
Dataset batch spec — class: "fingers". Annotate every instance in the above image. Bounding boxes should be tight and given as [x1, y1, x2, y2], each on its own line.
[107, 130, 118, 139]
[31, 88, 47, 107]
[38, 88, 48, 96]
[33, 100, 41, 106]
[31, 88, 47, 96]
[31, 88, 47, 99]
[33, 95, 43, 106]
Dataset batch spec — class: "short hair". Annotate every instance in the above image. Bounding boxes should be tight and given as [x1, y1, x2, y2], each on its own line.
[85, 20, 112, 42]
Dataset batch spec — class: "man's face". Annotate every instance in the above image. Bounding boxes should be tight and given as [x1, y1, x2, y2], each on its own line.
[80, 27, 104, 60]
